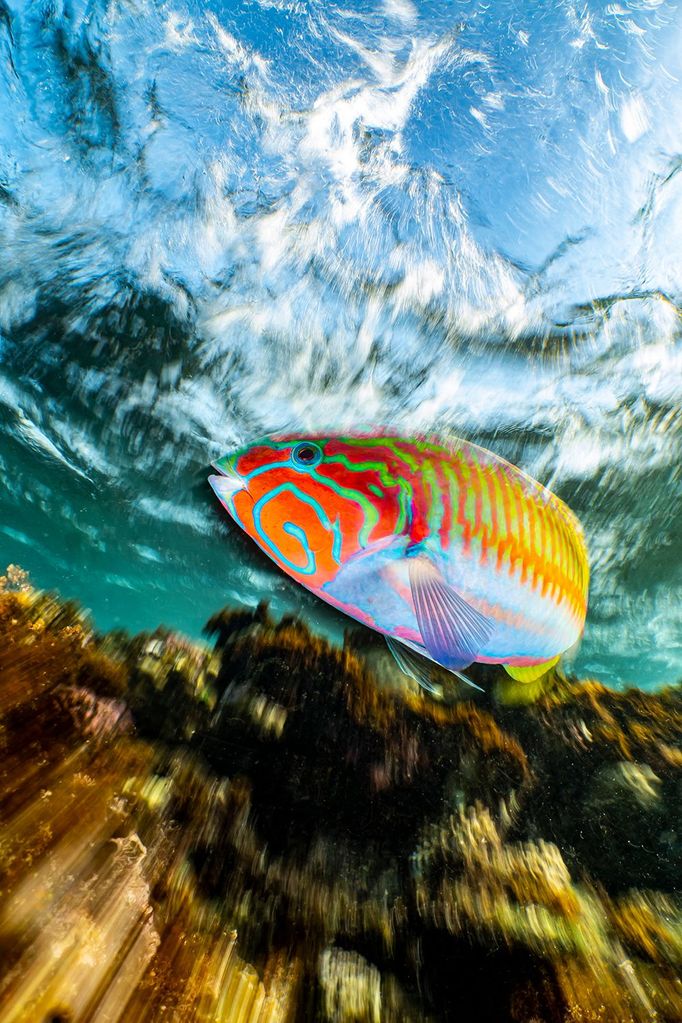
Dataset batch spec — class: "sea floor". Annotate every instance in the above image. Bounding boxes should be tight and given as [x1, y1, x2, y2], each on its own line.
[0, 568, 680, 1023]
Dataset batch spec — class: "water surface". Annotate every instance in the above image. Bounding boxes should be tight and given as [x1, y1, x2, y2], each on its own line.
[0, 0, 680, 686]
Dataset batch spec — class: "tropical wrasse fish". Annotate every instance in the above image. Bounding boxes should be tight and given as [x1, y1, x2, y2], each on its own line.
[208, 434, 589, 693]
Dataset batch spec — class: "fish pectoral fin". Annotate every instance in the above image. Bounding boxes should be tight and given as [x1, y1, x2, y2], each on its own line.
[385, 637, 484, 695]
[407, 554, 495, 671]
[503, 655, 560, 683]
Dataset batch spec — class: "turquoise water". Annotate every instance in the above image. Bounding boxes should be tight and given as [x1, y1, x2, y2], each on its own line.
[0, 0, 681, 687]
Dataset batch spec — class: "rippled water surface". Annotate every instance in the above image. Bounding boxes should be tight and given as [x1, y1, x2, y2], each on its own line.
[1, 0, 680, 687]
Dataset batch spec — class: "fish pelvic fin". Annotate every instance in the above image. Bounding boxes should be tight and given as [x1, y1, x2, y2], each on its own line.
[386, 636, 442, 695]
[503, 655, 560, 684]
[385, 636, 484, 695]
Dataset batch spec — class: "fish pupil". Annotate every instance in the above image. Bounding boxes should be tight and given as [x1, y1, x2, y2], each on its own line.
[292, 443, 321, 466]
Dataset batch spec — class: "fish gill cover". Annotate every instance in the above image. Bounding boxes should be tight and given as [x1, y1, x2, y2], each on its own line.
[0, 0, 680, 688]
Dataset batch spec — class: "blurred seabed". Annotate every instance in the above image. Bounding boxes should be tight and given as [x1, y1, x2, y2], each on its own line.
[0, 565, 680, 1022]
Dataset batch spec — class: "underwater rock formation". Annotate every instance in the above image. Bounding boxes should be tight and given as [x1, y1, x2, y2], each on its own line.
[0, 568, 680, 1022]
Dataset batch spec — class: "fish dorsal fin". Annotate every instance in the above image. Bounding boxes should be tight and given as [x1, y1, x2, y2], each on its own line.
[385, 636, 484, 694]
[407, 553, 495, 671]
[503, 656, 560, 683]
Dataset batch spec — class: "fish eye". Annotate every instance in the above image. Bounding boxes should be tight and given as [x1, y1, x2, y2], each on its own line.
[291, 442, 322, 468]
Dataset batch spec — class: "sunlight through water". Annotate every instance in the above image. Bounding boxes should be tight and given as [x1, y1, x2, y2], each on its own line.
[0, 0, 681, 687]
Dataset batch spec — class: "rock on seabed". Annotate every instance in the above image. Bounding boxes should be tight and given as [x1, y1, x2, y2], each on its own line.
[0, 569, 680, 1023]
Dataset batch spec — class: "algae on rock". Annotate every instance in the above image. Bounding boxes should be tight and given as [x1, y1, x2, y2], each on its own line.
[0, 574, 680, 1022]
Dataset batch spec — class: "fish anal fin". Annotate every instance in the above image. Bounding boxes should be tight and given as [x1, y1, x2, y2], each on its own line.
[503, 655, 560, 683]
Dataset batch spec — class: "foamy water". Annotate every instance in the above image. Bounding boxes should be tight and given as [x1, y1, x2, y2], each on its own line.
[0, 0, 680, 685]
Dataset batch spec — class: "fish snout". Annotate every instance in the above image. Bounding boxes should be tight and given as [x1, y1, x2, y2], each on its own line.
[208, 457, 246, 500]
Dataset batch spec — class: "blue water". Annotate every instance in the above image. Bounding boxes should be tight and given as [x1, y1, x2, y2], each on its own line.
[0, 0, 680, 687]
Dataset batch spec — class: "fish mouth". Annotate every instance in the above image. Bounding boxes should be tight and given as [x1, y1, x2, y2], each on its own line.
[208, 459, 245, 500]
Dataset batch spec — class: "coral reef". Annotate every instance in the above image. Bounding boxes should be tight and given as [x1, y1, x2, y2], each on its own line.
[0, 570, 680, 1022]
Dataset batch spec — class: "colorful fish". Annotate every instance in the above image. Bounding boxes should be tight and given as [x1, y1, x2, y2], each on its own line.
[209, 434, 589, 692]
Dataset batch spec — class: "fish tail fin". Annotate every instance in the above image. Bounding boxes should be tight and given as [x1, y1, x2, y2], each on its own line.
[503, 655, 560, 683]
